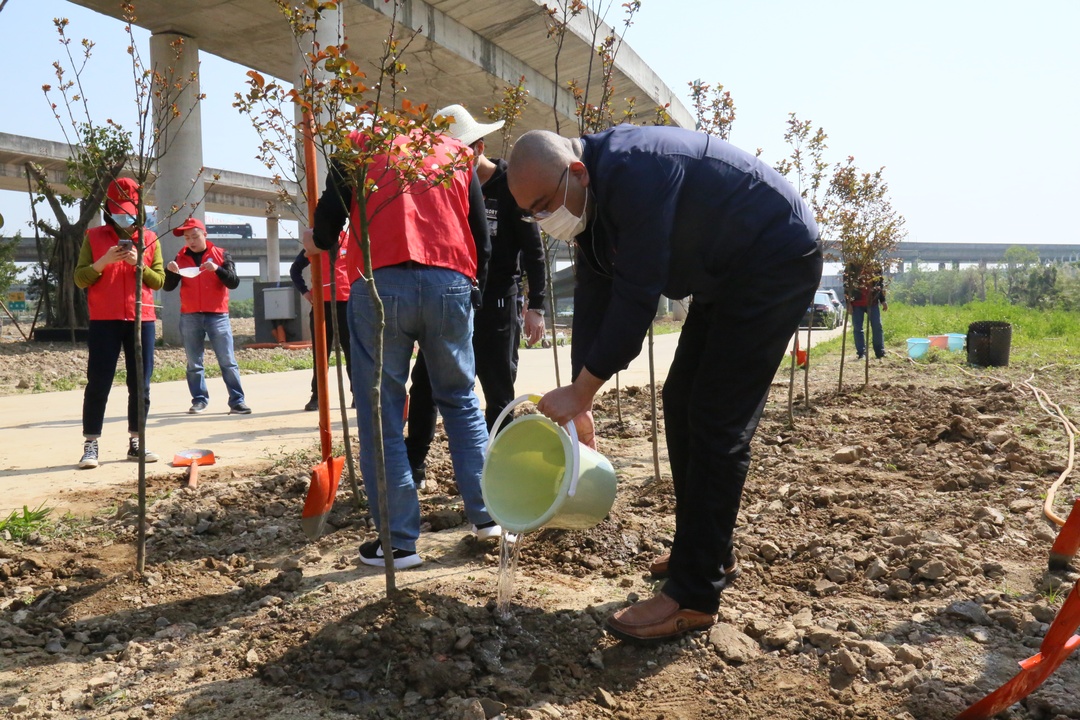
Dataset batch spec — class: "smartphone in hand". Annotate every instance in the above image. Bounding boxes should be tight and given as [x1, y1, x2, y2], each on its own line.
[118, 238, 134, 250]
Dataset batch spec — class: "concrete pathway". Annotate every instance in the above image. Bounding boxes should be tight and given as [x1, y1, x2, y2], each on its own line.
[0, 325, 844, 516]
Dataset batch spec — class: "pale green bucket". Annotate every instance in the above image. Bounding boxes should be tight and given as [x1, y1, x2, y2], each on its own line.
[481, 395, 617, 534]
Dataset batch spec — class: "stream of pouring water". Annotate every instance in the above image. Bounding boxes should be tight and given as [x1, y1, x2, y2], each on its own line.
[495, 532, 523, 618]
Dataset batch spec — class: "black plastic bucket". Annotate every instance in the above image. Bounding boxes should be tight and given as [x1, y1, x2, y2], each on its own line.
[967, 321, 1012, 367]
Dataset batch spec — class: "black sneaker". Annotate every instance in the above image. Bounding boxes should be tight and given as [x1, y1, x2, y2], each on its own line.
[78, 439, 99, 469]
[230, 402, 252, 415]
[189, 401, 208, 414]
[304, 396, 318, 412]
[127, 437, 159, 463]
[358, 539, 422, 569]
[411, 463, 427, 489]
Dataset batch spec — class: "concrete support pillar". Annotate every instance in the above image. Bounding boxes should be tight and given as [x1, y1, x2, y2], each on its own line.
[294, 8, 342, 224]
[151, 32, 203, 345]
[258, 257, 269, 281]
[266, 216, 280, 282]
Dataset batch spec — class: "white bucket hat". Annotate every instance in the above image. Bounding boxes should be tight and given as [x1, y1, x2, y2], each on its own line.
[435, 104, 504, 147]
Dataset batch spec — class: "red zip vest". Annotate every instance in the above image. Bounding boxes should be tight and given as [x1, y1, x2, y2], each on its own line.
[320, 241, 351, 302]
[346, 132, 477, 284]
[86, 225, 158, 321]
[175, 242, 230, 313]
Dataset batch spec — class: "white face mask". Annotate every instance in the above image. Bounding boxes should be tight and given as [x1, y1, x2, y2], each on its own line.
[538, 168, 587, 241]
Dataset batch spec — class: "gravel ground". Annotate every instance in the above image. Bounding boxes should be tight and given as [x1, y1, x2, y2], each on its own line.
[1, 347, 1079, 719]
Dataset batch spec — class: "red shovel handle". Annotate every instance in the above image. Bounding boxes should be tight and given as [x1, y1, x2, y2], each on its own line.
[1050, 497, 1080, 568]
[303, 110, 333, 462]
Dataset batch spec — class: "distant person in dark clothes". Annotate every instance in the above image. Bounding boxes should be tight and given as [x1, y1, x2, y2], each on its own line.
[164, 218, 250, 415]
[74, 177, 164, 469]
[844, 261, 888, 360]
[289, 232, 352, 412]
[405, 104, 547, 487]
[508, 126, 822, 643]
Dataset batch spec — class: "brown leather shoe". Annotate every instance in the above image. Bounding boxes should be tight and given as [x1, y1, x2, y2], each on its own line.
[607, 593, 716, 644]
[648, 553, 740, 585]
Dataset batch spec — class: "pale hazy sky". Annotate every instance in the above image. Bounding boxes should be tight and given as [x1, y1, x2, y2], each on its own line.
[2, 0, 1077, 249]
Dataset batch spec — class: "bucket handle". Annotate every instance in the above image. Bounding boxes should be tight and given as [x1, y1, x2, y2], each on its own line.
[487, 394, 583, 498]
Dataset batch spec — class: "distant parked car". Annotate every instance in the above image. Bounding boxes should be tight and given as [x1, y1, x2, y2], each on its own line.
[823, 289, 845, 326]
[800, 290, 840, 329]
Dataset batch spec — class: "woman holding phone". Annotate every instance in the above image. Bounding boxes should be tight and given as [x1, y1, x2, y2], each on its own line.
[73, 177, 165, 468]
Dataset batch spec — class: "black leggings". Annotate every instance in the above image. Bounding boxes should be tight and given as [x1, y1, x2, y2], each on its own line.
[82, 320, 155, 437]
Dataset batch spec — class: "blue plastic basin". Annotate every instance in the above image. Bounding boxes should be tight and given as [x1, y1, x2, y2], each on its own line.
[907, 338, 930, 359]
[946, 333, 966, 352]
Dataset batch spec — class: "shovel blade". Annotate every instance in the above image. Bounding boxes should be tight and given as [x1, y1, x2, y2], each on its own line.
[172, 449, 216, 467]
[301, 456, 345, 540]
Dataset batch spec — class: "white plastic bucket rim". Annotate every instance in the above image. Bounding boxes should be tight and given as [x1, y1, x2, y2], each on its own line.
[486, 394, 580, 497]
[482, 394, 615, 534]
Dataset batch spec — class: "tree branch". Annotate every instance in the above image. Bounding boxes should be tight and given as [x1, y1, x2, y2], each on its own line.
[24, 162, 73, 234]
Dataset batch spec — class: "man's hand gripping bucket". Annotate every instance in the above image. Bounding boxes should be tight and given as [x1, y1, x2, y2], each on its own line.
[481, 394, 618, 534]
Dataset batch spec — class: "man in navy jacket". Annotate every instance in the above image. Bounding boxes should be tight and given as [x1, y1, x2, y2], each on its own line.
[508, 125, 822, 643]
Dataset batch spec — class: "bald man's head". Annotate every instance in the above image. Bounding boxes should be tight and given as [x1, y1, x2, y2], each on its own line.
[508, 130, 589, 226]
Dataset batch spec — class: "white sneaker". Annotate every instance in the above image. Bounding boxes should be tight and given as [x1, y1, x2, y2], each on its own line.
[472, 521, 502, 540]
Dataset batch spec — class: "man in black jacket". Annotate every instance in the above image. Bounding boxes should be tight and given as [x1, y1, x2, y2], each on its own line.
[405, 104, 548, 487]
[508, 126, 822, 643]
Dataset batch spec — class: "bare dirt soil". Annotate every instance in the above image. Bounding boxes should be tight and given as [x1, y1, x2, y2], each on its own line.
[2, 345, 1079, 720]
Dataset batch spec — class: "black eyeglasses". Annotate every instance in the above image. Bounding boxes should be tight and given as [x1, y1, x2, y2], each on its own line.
[521, 166, 569, 223]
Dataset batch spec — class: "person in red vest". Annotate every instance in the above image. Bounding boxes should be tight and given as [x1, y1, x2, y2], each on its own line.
[74, 177, 165, 469]
[302, 127, 500, 569]
[289, 231, 352, 412]
[163, 218, 251, 415]
[844, 261, 889, 360]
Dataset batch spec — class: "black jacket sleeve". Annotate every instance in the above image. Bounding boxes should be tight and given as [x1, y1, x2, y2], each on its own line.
[215, 251, 241, 290]
[467, 171, 491, 296]
[313, 161, 352, 251]
[578, 154, 682, 381]
[517, 214, 547, 310]
[570, 240, 614, 381]
[163, 266, 181, 292]
[289, 251, 311, 294]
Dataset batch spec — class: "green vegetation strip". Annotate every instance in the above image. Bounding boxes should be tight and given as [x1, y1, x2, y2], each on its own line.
[811, 300, 1080, 364]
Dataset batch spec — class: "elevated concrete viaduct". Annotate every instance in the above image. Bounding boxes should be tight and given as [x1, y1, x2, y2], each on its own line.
[7, 0, 692, 342]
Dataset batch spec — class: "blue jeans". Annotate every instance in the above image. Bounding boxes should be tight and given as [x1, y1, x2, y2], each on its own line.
[180, 312, 245, 407]
[851, 304, 884, 358]
[348, 266, 491, 552]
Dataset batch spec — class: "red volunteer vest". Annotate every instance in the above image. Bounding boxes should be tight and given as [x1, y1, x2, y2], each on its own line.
[320, 240, 351, 302]
[174, 242, 229, 313]
[86, 225, 158, 321]
[346, 132, 477, 284]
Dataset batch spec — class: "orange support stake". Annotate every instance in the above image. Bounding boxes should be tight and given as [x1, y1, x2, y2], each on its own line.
[1049, 497, 1080, 570]
[955, 579, 1080, 720]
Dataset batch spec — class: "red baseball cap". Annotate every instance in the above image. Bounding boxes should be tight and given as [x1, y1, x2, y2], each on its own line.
[106, 178, 140, 216]
[172, 217, 206, 236]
